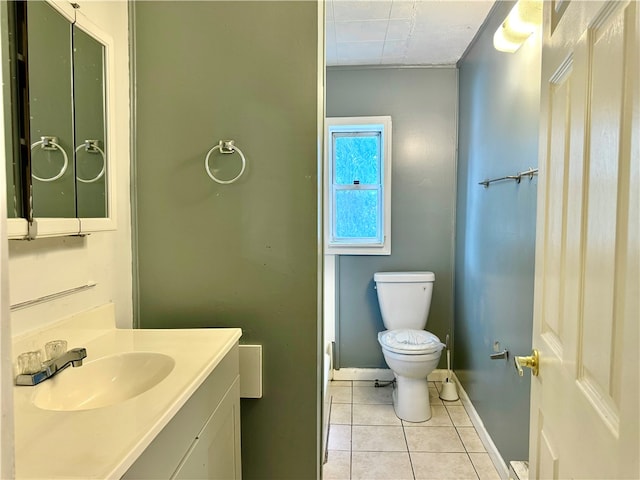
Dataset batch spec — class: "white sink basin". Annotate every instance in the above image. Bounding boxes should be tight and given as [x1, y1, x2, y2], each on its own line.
[32, 352, 175, 411]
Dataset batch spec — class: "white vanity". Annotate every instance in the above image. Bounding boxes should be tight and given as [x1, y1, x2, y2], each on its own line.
[12, 304, 242, 479]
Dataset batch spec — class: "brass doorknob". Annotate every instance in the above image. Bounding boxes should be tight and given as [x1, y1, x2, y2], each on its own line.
[514, 349, 539, 377]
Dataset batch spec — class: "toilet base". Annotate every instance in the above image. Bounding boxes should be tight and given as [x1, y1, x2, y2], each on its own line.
[392, 375, 431, 423]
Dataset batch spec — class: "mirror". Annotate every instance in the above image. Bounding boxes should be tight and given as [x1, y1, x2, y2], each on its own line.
[1, 0, 24, 219]
[73, 24, 107, 218]
[3, 0, 113, 238]
[28, 1, 76, 218]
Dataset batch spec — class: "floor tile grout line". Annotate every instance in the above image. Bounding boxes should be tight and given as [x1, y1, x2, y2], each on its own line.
[467, 451, 481, 479]
[349, 428, 353, 479]
[349, 380, 353, 480]
[450, 407, 481, 480]
[449, 405, 472, 453]
[351, 449, 476, 453]
[400, 414, 417, 480]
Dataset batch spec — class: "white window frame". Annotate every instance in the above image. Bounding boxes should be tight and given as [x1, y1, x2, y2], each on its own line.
[324, 116, 392, 255]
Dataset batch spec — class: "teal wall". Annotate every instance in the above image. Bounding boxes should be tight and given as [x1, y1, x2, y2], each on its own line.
[132, 2, 319, 478]
[455, 1, 541, 463]
[326, 67, 458, 369]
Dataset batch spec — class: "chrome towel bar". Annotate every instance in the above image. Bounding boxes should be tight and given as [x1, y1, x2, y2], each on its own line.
[479, 167, 538, 188]
[10, 282, 97, 311]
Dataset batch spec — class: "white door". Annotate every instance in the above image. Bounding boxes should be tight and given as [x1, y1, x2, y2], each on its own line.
[527, 1, 639, 478]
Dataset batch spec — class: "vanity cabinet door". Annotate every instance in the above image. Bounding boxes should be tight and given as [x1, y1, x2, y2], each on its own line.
[122, 345, 240, 480]
[172, 378, 241, 480]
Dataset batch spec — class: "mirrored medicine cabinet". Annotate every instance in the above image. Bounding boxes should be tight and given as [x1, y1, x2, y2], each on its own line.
[2, 0, 116, 239]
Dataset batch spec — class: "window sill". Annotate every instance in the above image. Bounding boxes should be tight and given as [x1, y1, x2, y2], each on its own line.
[325, 245, 391, 256]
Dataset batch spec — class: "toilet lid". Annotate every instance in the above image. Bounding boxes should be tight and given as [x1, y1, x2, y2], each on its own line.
[378, 329, 444, 355]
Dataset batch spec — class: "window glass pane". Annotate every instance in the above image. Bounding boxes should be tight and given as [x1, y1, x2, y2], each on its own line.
[335, 189, 379, 240]
[333, 133, 380, 185]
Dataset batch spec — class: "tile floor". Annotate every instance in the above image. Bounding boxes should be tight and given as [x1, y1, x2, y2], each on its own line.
[323, 380, 502, 480]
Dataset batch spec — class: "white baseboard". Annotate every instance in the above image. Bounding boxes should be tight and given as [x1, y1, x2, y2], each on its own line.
[453, 372, 510, 480]
[427, 369, 449, 382]
[508, 460, 529, 480]
[332, 368, 394, 381]
[331, 368, 449, 383]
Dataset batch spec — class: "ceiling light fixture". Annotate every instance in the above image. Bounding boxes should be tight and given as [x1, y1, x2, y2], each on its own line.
[493, 0, 542, 53]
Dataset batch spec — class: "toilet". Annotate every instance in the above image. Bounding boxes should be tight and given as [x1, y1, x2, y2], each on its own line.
[374, 271, 444, 423]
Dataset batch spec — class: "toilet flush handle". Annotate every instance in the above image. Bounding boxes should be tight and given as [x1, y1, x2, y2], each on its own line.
[490, 349, 509, 360]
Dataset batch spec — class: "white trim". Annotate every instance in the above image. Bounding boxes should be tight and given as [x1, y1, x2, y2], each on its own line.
[74, 8, 117, 234]
[331, 367, 451, 383]
[453, 371, 510, 480]
[323, 255, 337, 373]
[332, 368, 395, 382]
[0, 0, 15, 472]
[48, 0, 74, 22]
[324, 116, 392, 255]
[508, 461, 529, 480]
[7, 2, 117, 240]
[426, 368, 449, 382]
[7, 218, 80, 240]
[317, 0, 326, 476]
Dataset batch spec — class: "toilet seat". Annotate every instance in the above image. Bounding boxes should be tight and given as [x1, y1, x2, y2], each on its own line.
[378, 329, 444, 355]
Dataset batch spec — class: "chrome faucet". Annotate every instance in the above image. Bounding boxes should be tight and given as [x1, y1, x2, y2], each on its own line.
[15, 347, 87, 386]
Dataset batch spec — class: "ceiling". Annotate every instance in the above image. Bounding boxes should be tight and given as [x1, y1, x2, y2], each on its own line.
[326, 0, 495, 67]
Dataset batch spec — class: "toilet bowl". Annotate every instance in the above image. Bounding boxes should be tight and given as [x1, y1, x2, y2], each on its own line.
[378, 329, 443, 422]
[374, 272, 444, 423]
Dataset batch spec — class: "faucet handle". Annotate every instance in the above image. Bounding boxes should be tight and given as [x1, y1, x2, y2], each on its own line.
[17, 350, 43, 375]
[45, 340, 68, 361]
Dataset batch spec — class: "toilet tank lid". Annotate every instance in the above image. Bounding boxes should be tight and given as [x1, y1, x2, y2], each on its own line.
[374, 271, 435, 283]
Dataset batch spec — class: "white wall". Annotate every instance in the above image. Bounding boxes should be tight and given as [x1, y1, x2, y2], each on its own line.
[0, 3, 14, 473]
[7, 1, 132, 337]
[321, 254, 336, 460]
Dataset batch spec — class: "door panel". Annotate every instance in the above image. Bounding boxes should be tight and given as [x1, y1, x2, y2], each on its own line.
[579, 2, 628, 435]
[541, 55, 572, 358]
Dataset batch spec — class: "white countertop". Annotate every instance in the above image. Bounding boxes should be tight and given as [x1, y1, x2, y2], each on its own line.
[12, 307, 241, 479]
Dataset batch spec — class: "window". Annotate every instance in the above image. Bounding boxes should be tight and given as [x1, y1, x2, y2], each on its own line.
[325, 116, 392, 255]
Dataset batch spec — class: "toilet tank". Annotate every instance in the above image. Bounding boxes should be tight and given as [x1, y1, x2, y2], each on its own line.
[374, 272, 435, 330]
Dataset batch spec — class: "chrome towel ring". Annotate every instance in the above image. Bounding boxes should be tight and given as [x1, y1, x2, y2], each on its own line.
[30, 136, 69, 182]
[75, 140, 106, 183]
[205, 140, 246, 184]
